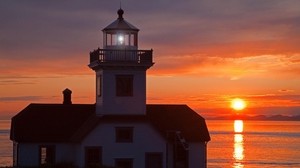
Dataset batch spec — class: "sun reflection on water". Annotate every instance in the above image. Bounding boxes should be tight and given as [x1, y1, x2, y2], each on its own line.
[233, 120, 244, 168]
[234, 120, 244, 133]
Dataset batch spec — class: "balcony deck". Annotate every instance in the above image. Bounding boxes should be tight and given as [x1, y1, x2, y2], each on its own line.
[90, 49, 153, 64]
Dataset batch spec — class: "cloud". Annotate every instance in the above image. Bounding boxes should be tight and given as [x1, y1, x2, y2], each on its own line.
[247, 94, 300, 101]
[1, 0, 300, 58]
[244, 94, 300, 108]
[0, 57, 92, 77]
[278, 89, 295, 93]
[0, 80, 36, 85]
[1, 0, 299, 78]
[0, 96, 44, 102]
[0, 75, 82, 86]
[1, 0, 300, 117]
[149, 53, 300, 81]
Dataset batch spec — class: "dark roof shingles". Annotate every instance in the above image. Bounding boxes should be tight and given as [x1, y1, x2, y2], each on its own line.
[11, 104, 95, 143]
[147, 104, 210, 142]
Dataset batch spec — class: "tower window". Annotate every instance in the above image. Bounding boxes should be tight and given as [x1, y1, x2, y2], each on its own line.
[96, 75, 102, 97]
[116, 75, 133, 96]
[115, 127, 133, 143]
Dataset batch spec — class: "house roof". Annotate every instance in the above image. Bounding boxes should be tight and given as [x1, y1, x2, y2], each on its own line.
[10, 104, 95, 143]
[10, 104, 210, 143]
[146, 104, 210, 142]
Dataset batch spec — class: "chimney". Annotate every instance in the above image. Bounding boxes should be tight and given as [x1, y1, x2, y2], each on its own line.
[63, 88, 72, 104]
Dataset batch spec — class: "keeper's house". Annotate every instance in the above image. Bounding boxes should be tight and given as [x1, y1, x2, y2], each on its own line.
[10, 9, 210, 168]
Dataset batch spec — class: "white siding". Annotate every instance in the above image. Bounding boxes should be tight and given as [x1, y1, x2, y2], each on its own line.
[80, 122, 166, 168]
[15, 125, 208, 168]
[96, 69, 147, 115]
[55, 144, 77, 163]
[17, 143, 39, 167]
[189, 142, 207, 168]
[17, 143, 78, 167]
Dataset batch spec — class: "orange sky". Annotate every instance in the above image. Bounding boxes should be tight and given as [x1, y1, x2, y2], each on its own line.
[1, 1, 300, 119]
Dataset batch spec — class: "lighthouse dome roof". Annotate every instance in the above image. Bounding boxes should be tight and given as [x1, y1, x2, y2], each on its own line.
[103, 8, 139, 31]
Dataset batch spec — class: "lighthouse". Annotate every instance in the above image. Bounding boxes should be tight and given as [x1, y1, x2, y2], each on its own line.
[88, 8, 154, 116]
[11, 8, 210, 168]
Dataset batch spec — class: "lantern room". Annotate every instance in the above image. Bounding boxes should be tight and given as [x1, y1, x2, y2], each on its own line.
[89, 8, 153, 68]
[102, 8, 139, 50]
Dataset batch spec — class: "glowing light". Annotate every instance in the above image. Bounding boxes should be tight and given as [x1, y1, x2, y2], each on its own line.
[118, 35, 124, 44]
[231, 98, 246, 111]
[234, 120, 244, 133]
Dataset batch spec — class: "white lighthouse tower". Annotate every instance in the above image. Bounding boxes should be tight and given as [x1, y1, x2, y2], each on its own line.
[89, 8, 154, 116]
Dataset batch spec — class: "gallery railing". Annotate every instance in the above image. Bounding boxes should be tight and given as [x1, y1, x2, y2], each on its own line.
[90, 49, 153, 64]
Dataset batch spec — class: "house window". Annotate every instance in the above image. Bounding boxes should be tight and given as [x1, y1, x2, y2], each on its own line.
[39, 145, 55, 165]
[116, 75, 133, 97]
[145, 153, 163, 168]
[85, 147, 102, 167]
[115, 127, 133, 143]
[96, 75, 102, 97]
[115, 158, 133, 168]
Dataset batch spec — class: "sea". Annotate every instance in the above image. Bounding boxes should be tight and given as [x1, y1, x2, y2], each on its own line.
[0, 119, 300, 167]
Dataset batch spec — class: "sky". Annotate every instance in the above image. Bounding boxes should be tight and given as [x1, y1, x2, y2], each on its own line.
[1, 0, 300, 119]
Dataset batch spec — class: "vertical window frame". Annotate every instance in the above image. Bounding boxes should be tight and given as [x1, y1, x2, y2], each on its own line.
[39, 145, 56, 166]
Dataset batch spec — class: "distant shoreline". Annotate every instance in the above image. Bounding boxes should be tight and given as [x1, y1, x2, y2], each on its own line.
[1, 115, 300, 122]
[206, 114, 300, 121]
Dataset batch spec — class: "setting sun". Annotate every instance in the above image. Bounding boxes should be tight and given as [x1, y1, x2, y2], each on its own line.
[231, 98, 247, 111]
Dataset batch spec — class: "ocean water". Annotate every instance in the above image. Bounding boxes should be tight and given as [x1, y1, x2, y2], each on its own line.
[0, 120, 300, 167]
[207, 120, 300, 168]
[0, 120, 12, 166]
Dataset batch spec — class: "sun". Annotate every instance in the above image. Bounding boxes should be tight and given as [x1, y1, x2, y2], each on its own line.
[231, 98, 247, 111]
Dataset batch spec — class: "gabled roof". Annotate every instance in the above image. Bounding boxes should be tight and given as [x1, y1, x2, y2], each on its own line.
[10, 104, 210, 143]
